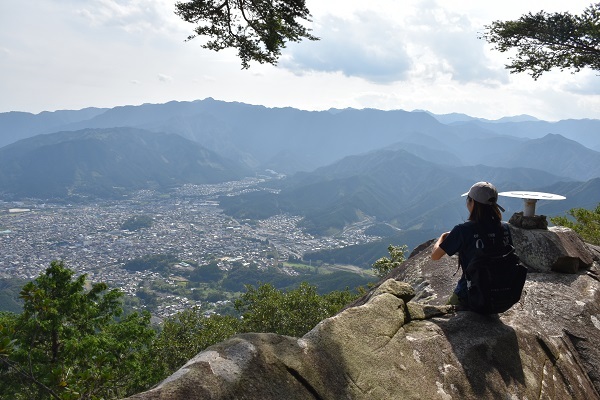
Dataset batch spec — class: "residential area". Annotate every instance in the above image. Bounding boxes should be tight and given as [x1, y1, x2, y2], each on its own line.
[0, 178, 378, 317]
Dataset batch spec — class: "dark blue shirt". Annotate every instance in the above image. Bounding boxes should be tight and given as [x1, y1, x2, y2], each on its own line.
[440, 221, 513, 298]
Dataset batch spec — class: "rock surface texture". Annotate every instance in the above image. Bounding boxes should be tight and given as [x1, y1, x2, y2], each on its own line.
[127, 226, 600, 400]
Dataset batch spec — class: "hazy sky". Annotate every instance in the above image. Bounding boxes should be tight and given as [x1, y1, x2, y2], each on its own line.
[1, 0, 599, 120]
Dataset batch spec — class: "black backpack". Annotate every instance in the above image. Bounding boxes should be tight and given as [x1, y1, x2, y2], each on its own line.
[465, 226, 527, 314]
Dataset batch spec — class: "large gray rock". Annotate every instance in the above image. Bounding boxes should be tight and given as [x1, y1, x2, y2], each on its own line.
[127, 227, 600, 400]
[510, 225, 595, 273]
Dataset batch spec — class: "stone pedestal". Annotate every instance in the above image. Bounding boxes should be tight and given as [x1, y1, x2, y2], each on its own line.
[508, 212, 548, 230]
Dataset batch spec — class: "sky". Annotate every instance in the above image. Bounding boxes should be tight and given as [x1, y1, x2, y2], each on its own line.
[1, 0, 599, 121]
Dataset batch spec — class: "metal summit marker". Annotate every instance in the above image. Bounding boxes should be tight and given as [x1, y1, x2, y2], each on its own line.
[499, 191, 566, 217]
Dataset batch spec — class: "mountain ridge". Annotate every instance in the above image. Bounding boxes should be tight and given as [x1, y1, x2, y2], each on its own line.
[483, 133, 600, 180]
[2, 98, 598, 175]
[1, 99, 597, 234]
[219, 147, 588, 234]
[0, 127, 250, 199]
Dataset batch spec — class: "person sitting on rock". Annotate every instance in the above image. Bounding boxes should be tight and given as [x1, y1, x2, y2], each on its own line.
[431, 181, 512, 308]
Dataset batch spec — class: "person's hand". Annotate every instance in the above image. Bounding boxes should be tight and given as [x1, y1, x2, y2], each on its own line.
[431, 231, 450, 260]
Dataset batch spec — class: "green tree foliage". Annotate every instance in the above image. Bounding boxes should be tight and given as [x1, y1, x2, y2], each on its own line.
[151, 282, 360, 377]
[1, 265, 363, 396]
[0, 278, 27, 313]
[123, 253, 178, 272]
[152, 310, 241, 374]
[0, 312, 18, 396]
[175, 0, 319, 68]
[234, 282, 359, 337]
[0, 261, 159, 399]
[189, 261, 225, 282]
[482, 3, 600, 78]
[372, 244, 407, 278]
[551, 203, 600, 245]
[121, 215, 153, 231]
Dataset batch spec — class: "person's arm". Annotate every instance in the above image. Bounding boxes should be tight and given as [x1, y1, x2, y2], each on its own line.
[431, 232, 450, 260]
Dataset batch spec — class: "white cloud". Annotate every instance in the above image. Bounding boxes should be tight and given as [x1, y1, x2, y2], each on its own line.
[157, 74, 173, 83]
[0, 0, 597, 121]
[282, 2, 507, 85]
[201, 75, 217, 82]
[562, 70, 600, 95]
[74, 0, 182, 35]
[405, 3, 508, 84]
[281, 12, 413, 84]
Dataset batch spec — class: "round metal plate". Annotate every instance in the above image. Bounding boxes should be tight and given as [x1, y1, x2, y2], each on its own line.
[498, 191, 566, 200]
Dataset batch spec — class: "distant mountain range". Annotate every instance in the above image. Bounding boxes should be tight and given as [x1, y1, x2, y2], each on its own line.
[220, 147, 599, 234]
[0, 98, 598, 233]
[0, 127, 249, 199]
[425, 111, 541, 124]
[2, 98, 600, 175]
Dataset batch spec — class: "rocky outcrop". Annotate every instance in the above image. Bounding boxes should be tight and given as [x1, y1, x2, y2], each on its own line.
[510, 225, 595, 273]
[127, 227, 600, 400]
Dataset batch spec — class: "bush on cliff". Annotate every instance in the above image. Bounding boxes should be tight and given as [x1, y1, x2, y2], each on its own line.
[551, 203, 600, 245]
[0, 261, 160, 399]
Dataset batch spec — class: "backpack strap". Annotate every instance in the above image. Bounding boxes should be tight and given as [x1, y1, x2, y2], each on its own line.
[473, 223, 506, 253]
[454, 255, 461, 276]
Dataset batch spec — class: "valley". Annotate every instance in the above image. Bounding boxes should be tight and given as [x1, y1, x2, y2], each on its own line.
[1, 99, 599, 319]
[0, 177, 379, 318]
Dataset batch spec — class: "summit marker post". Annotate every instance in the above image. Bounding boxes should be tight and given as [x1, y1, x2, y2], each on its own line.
[499, 191, 566, 217]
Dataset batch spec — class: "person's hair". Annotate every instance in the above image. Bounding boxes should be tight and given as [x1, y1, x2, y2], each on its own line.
[467, 196, 502, 226]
